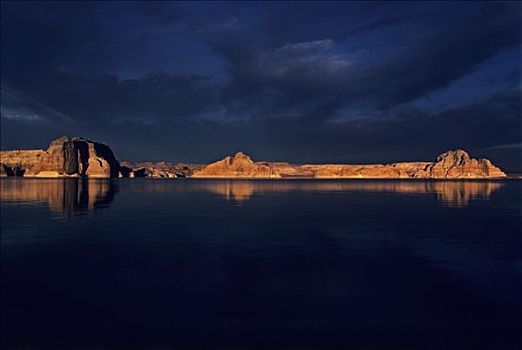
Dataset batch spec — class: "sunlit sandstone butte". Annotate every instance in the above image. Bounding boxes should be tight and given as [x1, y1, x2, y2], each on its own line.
[0, 136, 507, 179]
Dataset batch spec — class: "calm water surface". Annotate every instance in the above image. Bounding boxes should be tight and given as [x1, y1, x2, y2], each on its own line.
[1, 179, 521, 349]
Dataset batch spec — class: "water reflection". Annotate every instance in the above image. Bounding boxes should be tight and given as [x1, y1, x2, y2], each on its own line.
[1, 178, 519, 349]
[0, 178, 118, 218]
[202, 181, 254, 202]
[190, 180, 504, 207]
[0, 179, 504, 216]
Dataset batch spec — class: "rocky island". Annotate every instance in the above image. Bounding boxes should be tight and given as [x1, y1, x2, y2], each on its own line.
[0, 136, 507, 179]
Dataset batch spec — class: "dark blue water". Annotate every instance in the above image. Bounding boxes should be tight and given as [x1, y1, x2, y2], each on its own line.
[1, 179, 521, 349]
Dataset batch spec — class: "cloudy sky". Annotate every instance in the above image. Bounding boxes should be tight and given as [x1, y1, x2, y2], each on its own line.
[1, 1, 521, 171]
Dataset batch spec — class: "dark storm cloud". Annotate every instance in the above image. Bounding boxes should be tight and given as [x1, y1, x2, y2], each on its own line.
[3, 72, 223, 124]
[1, 1, 521, 171]
[182, 89, 521, 170]
[205, 2, 521, 121]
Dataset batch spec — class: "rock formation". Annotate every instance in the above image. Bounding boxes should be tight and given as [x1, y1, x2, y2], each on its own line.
[1, 137, 507, 179]
[192, 150, 506, 179]
[0, 150, 47, 176]
[120, 161, 203, 178]
[1, 136, 120, 178]
[304, 163, 429, 178]
[415, 149, 506, 178]
[0, 163, 14, 177]
[192, 152, 282, 178]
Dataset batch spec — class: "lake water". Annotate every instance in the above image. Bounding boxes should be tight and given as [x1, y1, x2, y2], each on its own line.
[1, 178, 521, 349]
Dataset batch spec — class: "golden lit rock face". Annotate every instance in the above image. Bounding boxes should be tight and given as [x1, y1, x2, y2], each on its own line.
[417, 149, 506, 178]
[0, 150, 47, 176]
[308, 164, 420, 178]
[0, 140, 507, 179]
[0, 136, 120, 178]
[192, 152, 282, 178]
[192, 150, 506, 179]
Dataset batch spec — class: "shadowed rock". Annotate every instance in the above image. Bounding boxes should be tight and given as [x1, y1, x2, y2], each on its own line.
[120, 161, 202, 178]
[0, 163, 14, 177]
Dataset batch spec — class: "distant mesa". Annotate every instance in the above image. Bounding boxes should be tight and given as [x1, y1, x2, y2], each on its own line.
[0, 136, 507, 179]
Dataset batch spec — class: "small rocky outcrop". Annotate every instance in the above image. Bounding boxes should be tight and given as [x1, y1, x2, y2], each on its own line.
[119, 161, 203, 178]
[192, 152, 282, 178]
[416, 149, 506, 178]
[0, 136, 121, 178]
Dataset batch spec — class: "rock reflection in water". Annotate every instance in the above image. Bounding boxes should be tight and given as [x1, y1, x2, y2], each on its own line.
[0, 179, 117, 218]
[0, 179, 503, 213]
[198, 180, 503, 207]
[202, 181, 255, 202]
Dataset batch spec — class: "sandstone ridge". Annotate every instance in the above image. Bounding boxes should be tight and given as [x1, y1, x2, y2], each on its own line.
[192, 149, 506, 179]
